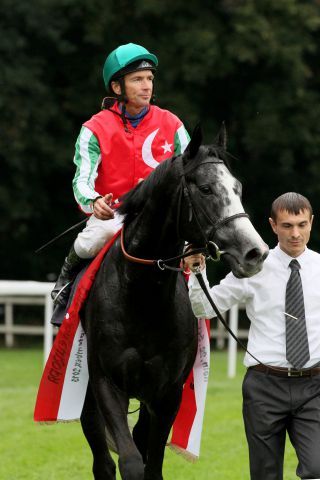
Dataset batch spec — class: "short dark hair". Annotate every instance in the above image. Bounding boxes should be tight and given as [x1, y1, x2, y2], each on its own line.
[270, 192, 313, 221]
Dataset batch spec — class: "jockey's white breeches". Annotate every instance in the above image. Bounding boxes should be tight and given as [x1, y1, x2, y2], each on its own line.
[74, 212, 123, 259]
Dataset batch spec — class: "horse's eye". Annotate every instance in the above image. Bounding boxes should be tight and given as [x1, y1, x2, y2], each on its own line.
[199, 184, 212, 195]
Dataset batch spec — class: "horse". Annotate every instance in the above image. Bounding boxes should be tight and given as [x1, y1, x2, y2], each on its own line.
[80, 125, 268, 480]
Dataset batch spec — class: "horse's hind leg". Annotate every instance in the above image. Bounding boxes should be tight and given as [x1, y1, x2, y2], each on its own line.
[81, 382, 116, 480]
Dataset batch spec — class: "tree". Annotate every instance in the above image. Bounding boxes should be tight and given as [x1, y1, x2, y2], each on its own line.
[2, 0, 320, 280]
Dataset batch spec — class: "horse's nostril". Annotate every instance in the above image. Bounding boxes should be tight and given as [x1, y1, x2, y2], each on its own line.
[245, 248, 262, 263]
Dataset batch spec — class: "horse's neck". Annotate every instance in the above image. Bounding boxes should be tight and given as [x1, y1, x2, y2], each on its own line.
[124, 207, 183, 261]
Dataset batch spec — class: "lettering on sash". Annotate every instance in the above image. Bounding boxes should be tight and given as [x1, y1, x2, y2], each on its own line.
[198, 322, 209, 383]
[71, 330, 86, 383]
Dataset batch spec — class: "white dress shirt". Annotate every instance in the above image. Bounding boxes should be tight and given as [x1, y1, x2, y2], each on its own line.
[188, 245, 320, 368]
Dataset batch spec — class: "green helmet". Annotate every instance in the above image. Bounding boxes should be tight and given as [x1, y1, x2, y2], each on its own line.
[103, 43, 158, 89]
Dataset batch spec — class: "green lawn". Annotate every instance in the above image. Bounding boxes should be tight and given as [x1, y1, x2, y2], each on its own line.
[0, 349, 298, 479]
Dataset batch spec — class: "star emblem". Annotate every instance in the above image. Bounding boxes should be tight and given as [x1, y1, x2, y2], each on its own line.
[161, 140, 172, 154]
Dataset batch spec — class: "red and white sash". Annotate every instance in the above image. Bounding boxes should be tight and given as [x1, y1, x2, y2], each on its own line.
[170, 318, 210, 460]
[34, 232, 121, 422]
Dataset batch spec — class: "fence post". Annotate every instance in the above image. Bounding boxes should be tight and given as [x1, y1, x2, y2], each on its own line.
[44, 293, 54, 364]
[5, 301, 14, 347]
[227, 305, 239, 378]
[216, 315, 226, 349]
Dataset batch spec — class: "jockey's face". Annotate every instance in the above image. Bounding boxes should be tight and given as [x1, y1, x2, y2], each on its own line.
[111, 69, 154, 115]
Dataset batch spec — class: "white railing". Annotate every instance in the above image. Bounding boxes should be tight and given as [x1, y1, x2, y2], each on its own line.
[0, 281, 55, 363]
[0, 281, 247, 377]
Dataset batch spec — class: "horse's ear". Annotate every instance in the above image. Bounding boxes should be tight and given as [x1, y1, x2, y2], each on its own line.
[184, 123, 203, 159]
[216, 121, 227, 150]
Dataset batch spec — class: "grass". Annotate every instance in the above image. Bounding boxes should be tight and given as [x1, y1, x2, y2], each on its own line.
[0, 348, 298, 479]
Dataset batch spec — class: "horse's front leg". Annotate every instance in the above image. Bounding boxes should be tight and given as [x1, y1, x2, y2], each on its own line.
[81, 382, 116, 480]
[90, 370, 145, 480]
[144, 383, 184, 480]
[132, 402, 150, 463]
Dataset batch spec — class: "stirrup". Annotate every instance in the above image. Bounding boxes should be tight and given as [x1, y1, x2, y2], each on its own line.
[52, 281, 72, 305]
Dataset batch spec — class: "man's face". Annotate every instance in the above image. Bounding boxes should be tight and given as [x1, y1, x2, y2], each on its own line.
[111, 70, 154, 115]
[269, 209, 313, 257]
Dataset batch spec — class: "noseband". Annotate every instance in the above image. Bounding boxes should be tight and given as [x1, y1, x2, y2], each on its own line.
[121, 156, 249, 270]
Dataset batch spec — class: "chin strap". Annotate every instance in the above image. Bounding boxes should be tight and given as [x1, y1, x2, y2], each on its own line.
[101, 93, 130, 132]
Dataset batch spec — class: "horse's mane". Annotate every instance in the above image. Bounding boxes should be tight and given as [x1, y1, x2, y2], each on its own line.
[118, 156, 176, 224]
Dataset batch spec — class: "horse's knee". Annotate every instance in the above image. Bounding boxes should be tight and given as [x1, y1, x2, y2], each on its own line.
[132, 406, 150, 462]
[118, 454, 144, 480]
[111, 348, 143, 395]
[93, 455, 116, 480]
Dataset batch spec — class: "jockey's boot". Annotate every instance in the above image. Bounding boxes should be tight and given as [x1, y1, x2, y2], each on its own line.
[51, 244, 85, 308]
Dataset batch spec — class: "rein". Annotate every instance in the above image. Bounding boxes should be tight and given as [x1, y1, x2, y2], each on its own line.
[120, 228, 210, 271]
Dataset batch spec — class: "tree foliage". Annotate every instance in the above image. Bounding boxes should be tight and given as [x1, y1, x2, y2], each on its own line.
[2, 0, 320, 280]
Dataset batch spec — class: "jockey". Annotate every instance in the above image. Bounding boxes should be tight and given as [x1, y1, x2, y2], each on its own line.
[51, 42, 190, 319]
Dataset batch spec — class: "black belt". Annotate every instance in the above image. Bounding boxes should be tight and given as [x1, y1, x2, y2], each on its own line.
[249, 364, 320, 378]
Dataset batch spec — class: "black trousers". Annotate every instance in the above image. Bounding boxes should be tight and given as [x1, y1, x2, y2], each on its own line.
[242, 369, 320, 480]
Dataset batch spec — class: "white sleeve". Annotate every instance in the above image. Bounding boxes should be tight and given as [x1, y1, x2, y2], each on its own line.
[188, 268, 248, 319]
[72, 126, 102, 213]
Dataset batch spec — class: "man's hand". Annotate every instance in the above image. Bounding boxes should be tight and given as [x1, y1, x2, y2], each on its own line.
[93, 193, 114, 220]
[183, 252, 206, 272]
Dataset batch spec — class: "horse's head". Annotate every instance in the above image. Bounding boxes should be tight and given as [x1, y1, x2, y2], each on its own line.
[179, 125, 268, 278]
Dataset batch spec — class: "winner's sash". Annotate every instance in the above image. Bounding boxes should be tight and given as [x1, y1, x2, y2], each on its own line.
[34, 231, 121, 422]
[169, 317, 210, 460]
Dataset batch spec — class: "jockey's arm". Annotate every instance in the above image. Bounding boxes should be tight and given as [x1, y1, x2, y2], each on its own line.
[72, 126, 104, 214]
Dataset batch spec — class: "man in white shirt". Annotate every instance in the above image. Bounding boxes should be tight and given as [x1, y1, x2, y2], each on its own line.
[185, 192, 320, 480]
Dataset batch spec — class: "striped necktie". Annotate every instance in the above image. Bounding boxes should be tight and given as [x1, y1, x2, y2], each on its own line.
[285, 259, 310, 369]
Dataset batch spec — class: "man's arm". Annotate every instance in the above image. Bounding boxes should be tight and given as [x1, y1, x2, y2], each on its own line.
[185, 253, 248, 319]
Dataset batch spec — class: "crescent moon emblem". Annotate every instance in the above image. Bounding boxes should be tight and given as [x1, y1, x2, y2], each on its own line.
[142, 129, 160, 169]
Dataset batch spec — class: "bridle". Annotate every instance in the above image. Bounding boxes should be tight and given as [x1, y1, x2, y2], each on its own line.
[121, 155, 249, 270]
[177, 156, 248, 244]
[120, 156, 287, 373]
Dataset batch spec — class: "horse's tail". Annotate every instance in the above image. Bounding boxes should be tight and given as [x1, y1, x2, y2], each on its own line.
[112, 347, 143, 396]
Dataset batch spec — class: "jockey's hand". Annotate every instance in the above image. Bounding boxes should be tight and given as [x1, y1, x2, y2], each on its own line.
[183, 252, 206, 272]
[93, 193, 115, 220]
